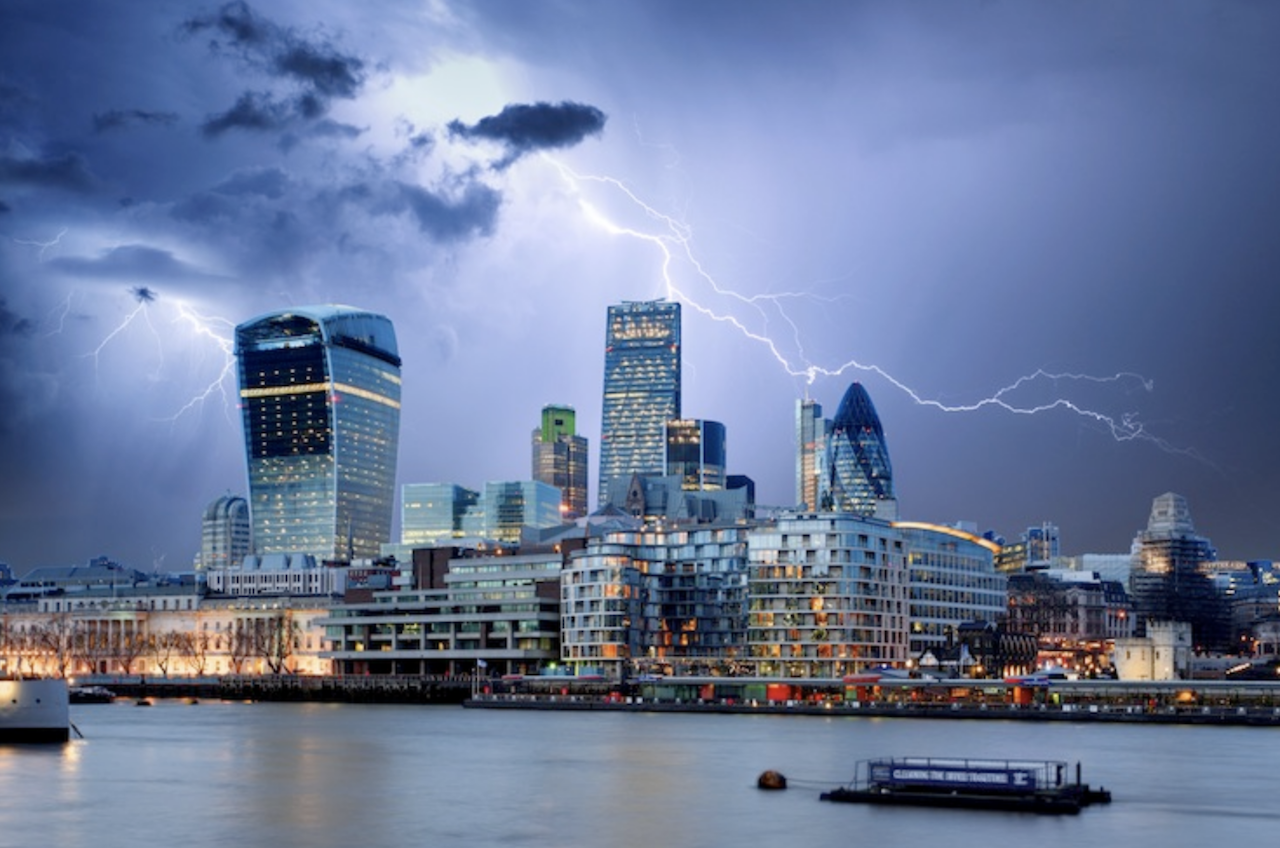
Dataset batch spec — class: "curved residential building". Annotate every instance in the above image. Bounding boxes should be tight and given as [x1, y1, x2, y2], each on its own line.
[236, 305, 401, 562]
[825, 382, 896, 520]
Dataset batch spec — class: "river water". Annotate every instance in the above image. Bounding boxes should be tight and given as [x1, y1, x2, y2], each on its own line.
[2, 699, 1277, 847]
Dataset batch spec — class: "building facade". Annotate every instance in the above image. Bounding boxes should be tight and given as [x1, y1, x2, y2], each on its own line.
[795, 398, 828, 511]
[598, 300, 681, 507]
[532, 405, 589, 519]
[200, 494, 251, 570]
[666, 419, 726, 491]
[236, 305, 401, 562]
[893, 521, 1008, 663]
[1128, 492, 1224, 650]
[824, 382, 897, 520]
[747, 514, 910, 678]
[402, 483, 482, 547]
[560, 524, 750, 676]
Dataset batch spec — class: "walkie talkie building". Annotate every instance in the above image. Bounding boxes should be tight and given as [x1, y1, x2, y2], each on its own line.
[236, 305, 401, 562]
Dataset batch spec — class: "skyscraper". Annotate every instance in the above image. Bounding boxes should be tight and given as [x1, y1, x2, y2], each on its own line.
[199, 494, 251, 570]
[1129, 492, 1225, 650]
[795, 397, 828, 510]
[825, 382, 896, 519]
[666, 419, 726, 491]
[598, 300, 681, 506]
[236, 305, 401, 562]
[532, 404, 589, 519]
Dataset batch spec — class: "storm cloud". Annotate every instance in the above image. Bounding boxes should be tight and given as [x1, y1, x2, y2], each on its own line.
[185, 1, 368, 137]
[448, 101, 607, 169]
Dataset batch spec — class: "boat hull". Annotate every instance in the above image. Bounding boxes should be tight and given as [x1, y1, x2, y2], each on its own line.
[0, 678, 71, 744]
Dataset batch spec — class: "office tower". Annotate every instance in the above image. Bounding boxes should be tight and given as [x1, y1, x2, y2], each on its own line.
[1129, 492, 1226, 650]
[532, 404, 589, 519]
[236, 305, 401, 562]
[825, 382, 896, 519]
[666, 419, 726, 491]
[598, 300, 681, 505]
[200, 494, 251, 570]
[401, 483, 480, 547]
[1024, 523, 1061, 565]
[482, 480, 564, 544]
[795, 398, 828, 510]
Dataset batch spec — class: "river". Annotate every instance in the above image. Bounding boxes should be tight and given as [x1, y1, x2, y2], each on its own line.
[2, 699, 1276, 847]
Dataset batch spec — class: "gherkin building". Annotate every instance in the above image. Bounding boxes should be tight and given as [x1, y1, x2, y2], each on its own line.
[824, 382, 896, 519]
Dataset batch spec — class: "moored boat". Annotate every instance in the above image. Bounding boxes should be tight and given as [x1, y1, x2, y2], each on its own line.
[69, 684, 117, 704]
[0, 677, 71, 743]
[820, 757, 1111, 815]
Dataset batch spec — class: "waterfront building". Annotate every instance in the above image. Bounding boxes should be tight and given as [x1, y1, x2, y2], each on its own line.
[824, 383, 897, 520]
[1006, 568, 1134, 675]
[892, 521, 1008, 663]
[666, 419, 726, 491]
[1128, 492, 1226, 651]
[598, 300, 681, 506]
[200, 494, 251, 570]
[1113, 621, 1192, 681]
[204, 553, 345, 598]
[321, 551, 566, 676]
[235, 305, 401, 563]
[747, 514, 910, 678]
[560, 523, 751, 677]
[532, 405, 589, 519]
[795, 398, 828, 511]
[401, 483, 482, 547]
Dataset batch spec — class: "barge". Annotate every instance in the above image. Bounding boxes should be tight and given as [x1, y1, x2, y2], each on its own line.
[820, 757, 1111, 815]
[0, 677, 70, 743]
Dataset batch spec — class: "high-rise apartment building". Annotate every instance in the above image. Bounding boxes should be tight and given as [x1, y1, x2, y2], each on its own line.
[199, 494, 251, 570]
[532, 404, 589, 519]
[598, 300, 681, 506]
[826, 382, 897, 519]
[666, 419, 726, 491]
[236, 305, 401, 562]
[795, 398, 828, 510]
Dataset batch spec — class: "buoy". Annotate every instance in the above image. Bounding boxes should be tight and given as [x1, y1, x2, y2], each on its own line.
[757, 770, 787, 790]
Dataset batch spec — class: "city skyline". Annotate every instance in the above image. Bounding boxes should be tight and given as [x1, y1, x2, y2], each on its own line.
[4, 2, 1280, 570]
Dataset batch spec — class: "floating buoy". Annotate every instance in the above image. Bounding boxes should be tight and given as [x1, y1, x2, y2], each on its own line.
[757, 770, 787, 790]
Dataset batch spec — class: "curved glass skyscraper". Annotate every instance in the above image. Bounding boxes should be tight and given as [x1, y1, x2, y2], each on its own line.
[236, 305, 401, 562]
[825, 382, 896, 519]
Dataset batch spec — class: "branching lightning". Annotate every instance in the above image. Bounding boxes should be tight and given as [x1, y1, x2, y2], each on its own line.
[12, 227, 68, 261]
[546, 155, 1202, 460]
[81, 286, 238, 422]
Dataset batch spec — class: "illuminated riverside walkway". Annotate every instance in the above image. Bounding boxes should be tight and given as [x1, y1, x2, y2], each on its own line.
[74, 674, 1280, 724]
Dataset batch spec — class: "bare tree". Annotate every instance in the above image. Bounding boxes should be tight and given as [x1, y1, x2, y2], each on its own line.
[149, 631, 182, 677]
[115, 629, 150, 676]
[32, 613, 75, 677]
[249, 612, 300, 674]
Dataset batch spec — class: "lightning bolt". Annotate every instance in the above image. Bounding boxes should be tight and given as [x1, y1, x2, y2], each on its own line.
[80, 288, 238, 422]
[163, 301, 238, 423]
[12, 227, 68, 261]
[546, 155, 1203, 461]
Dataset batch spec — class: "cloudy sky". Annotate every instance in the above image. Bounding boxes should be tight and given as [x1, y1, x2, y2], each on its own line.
[3, 1, 1278, 573]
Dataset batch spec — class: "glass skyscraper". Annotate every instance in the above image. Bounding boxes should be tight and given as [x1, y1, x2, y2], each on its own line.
[598, 300, 681, 506]
[795, 398, 828, 511]
[825, 381, 896, 519]
[666, 419, 726, 491]
[236, 305, 401, 562]
[532, 404, 589, 519]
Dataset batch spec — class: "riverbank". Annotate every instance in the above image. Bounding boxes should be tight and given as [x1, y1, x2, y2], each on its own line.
[462, 692, 1280, 726]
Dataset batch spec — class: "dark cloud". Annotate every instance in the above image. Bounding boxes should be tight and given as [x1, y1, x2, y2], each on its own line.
[92, 108, 180, 133]
[0, 298, 35, 338]
[0, 152, 95, 192]
[201, 90, 293, 136]
[185, 2, 367, 137]
[391, 182, 501, 241]
[50, 245, 220, 284]
[130, 285, 158, 303]
[448, 101, 607, 168]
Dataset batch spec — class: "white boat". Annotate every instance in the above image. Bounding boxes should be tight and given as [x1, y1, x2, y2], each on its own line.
[0, 677, 71, 743]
